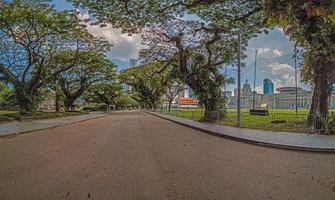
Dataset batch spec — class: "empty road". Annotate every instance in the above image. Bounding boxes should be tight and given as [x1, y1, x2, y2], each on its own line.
[0, 111, 334, 200]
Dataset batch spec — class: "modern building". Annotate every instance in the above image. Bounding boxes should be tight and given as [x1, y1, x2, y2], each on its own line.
[263, 79, 274, 95]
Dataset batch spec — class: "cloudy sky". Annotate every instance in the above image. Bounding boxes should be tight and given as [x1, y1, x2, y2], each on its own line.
[53, 0, 310, 95]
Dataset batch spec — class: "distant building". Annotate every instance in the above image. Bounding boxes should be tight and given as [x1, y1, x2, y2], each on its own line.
[263, 79, 274, 95]
[234, 79, 252, 97]
[228, 85, 335, 110]
[229, 93, 263, 109]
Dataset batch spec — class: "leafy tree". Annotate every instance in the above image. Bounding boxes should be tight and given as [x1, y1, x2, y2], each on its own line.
[84, 82, 122, 106]
[0, 0, 83, 112]
[140, 20, 235, 115]
[55, 52, 117, 111]
[119, 63, 169, 109]
[115, 94, 139, 110]
[49, 29, 111, 112]
[263, 1, 335, 120]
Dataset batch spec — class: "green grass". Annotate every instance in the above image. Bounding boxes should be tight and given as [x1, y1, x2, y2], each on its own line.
[160, 108, 319, 133]
[0, 110, 84, 121]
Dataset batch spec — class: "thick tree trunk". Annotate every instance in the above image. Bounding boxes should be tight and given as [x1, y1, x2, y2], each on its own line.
[15, 86, 35, 112]
[308, 64, 335, 131]
[64, 98, 75, 112]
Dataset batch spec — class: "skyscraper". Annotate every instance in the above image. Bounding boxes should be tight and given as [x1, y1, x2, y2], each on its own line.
[263, 79, 274, 95]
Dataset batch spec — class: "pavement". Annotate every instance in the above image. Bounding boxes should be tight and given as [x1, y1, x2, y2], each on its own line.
[0, 111, 334, 200]
[0, 112, 108, 137]
[147, 111, 335, 152]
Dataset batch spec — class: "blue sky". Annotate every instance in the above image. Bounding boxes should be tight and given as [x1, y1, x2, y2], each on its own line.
[52, 0, 309, 94]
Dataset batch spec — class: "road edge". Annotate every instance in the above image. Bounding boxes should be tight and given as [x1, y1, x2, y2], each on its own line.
[145, 111, 335, 153]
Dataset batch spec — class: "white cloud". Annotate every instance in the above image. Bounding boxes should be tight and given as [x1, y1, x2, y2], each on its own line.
[270, 63, 296, 87]
[78, 11, 145, 62]
[258, 47, 284, 58]
[273, 49, 283, 56]
[258, 48, 271, 54]
[270, 63, 294, 74]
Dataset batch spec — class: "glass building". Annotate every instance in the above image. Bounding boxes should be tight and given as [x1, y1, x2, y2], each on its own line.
[263, 79, 274, 95]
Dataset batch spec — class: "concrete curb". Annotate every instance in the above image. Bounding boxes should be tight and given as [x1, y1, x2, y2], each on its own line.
[145, 111, 335, 153]
[0, 114, 109, 138]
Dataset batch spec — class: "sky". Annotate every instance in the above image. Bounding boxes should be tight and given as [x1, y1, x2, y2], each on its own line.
[52, 0, 310, 95]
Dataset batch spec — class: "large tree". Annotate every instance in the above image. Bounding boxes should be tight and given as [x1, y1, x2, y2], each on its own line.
[55, 52, 116, 111]
[263, 1, 335, 116]
[119, 63, 169, 109]
[84, 82, 122, 107]
[140, 20, 236, 114]
[49, 29, 111, 112]
[0, 0, 83, 112]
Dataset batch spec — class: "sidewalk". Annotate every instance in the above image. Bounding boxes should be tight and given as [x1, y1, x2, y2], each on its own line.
[147, 111, 335, 152]
[0, 113, 108, 137]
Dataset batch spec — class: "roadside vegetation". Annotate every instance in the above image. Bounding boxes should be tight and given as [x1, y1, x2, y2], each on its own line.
[161, 109, 335, 133]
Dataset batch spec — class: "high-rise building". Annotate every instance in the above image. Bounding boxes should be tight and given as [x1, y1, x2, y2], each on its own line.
[263, 79, 274, 95]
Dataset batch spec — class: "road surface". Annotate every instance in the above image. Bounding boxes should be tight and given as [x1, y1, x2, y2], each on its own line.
[0, 111, 334, 200]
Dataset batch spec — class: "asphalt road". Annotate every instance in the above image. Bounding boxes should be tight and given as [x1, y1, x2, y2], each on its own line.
[0, 111, 334, 200]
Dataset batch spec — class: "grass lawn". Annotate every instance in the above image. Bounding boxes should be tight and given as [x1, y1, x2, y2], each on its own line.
[0, 110, 84, 121]
[160, 108, 323, 133]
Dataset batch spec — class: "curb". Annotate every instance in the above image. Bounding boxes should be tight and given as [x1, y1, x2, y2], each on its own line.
[145, 111, 335, 153]
[0, 114, 109, 138]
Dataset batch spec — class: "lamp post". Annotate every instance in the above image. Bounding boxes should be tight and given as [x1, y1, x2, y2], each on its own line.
[294, 44, 298, 114]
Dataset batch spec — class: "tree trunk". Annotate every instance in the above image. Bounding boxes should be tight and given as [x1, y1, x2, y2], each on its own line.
[15, 86, 34, 112]
[55, 91, 61, 112]
[168, 99, 173, 112]
[64, 98, 75, 112]
[308, 68, 334, 130]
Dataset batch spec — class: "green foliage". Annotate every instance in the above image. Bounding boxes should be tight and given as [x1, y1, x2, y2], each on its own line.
[55, 51, 117, 111]
[119, 62, 169, 109]
[115, 94, 139, 110]
[84, 82, 122, 105]
[0, 83, 17, 110]
[0, 0, 87, 111]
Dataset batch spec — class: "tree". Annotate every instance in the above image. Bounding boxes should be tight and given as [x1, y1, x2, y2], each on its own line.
[49, 29, 111, 112]
[119, 63, 169, 109]
[84, 82, 122, 107]
[0, 0, 83, 112]
[263, 1, 335, 120]
[115, 94, 139, 110]
[55, 52, 117, 111]
[140, 20, 235, 115]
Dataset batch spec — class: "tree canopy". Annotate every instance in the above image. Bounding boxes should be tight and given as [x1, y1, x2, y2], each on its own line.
[0, 0, 87, 111]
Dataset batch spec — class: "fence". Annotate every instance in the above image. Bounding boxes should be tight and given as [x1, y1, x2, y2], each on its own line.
[155, 108, 335, 134]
